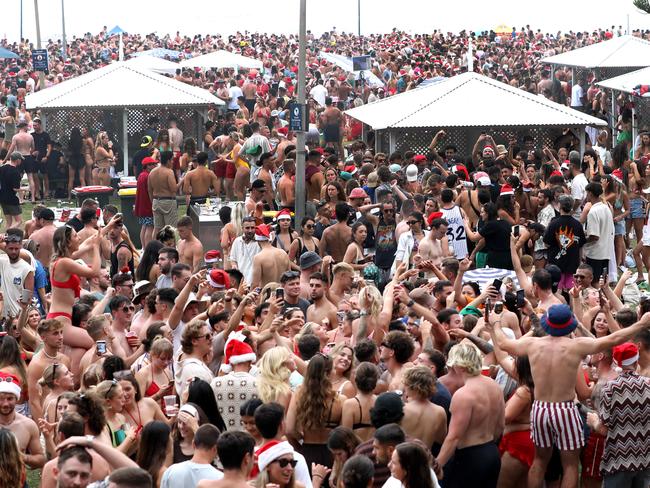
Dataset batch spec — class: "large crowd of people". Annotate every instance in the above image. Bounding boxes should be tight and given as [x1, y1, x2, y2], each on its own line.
[0, 23, 648, 488]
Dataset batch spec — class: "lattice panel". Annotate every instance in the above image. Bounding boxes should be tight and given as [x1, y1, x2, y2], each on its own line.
[635, 99, 650, 133]
[41, 107, 204, 167]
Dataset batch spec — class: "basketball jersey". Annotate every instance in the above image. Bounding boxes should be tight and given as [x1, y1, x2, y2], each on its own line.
[441, 205, 468, 259]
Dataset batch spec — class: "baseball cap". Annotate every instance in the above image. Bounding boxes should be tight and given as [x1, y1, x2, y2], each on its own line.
[140, 135, 153, 147]
[10, 151, 24, 161]
[405, 164, 418, 182]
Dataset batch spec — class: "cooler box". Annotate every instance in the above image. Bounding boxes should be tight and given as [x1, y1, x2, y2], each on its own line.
[117, 188, 141, 249]
[71, 185, 115, 208]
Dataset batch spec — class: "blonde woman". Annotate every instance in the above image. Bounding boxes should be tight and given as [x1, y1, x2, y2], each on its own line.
[220, 202, 245, 270]
[136, 338, 174, 407]
[95, 380, 139, 454]
[355, 285, 383, 340]
[93, 131, 115, 185]
[257, 347, 295, 411]
[328, 343, 356, 398]
[40, 363, 75, 424]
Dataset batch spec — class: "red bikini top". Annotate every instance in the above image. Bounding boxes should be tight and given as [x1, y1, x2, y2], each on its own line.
[51, 259, 81, 298]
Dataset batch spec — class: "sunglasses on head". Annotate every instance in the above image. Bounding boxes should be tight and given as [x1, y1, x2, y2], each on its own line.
[274, 458, 298, 469]
[105, 379, 118, 398]
[4, 235, 21, 243]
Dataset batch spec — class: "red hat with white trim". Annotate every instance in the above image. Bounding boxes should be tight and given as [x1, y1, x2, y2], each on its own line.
[257, 440, 294, 473]
[221, 336, 256, 373]
[0, 372, 21, 398]
[255, 224, 271, 241]
[500, 184, 514, 196]
[208, 269, 230, 289]
[450, 164, 469, 181]
[276, 209, 292, 221]
[550, 170, 563, 177]
[613, 342, 639, 367]
[204, 250, 221, 263]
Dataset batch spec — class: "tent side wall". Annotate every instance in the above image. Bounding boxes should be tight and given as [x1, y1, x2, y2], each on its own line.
[40, 106, 208, 175]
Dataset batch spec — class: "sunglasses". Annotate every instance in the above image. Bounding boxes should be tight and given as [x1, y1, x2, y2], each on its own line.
[383, 209, 395, 213]
[121, 306, 135, 313]
[202, 332, 213, 341]
[274, 458, 298, 468]
[407, 221, 419, 225]
[304, 224, 314, 229]
[52, 363, 59, 378]
[105, 379, 119, 399]
[4, 235, 21, 243]
[573, 274, 586, 280]
[113, 369, 134, 381]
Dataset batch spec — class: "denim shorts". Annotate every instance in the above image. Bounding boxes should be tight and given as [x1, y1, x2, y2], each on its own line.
[629, 198, 645, 219]
[614, 219, 625, 236]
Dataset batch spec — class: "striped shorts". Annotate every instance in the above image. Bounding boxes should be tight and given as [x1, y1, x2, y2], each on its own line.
[531, 400, 584, 451]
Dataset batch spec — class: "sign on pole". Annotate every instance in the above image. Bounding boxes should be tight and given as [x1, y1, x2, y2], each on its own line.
[288, 102, 308, 132]
[32, 49, 49, 73]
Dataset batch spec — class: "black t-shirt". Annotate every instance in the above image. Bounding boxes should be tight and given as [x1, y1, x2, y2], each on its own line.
[543, 215, 586, 274]
[66, 215, 84, 232]
[132, 147, 152, 177]
[374, 217, 397, 269]
[32, 131, 52, 162]
[0, 164, 21, 205]
[282, 297, 310, 317]
[479, 219, 513, 269]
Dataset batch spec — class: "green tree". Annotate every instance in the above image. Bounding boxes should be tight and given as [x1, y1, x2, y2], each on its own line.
[634, 0, 650, 13]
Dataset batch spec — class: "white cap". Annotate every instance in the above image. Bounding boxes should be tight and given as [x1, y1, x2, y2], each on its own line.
[405, 164, 418, 182]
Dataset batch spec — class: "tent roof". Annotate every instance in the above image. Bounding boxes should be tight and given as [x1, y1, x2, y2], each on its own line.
[597, 66, 650, 96]
[131, 48, 182, 60]
[25, 62, 223, 110]
[0, 47, 19, 59]
[125, 55, 179, 75]
[345, 72, 606, 130]
[179, 50, 262, 70]
[318, 52, 384, 88]
[542, 35, 650, 69]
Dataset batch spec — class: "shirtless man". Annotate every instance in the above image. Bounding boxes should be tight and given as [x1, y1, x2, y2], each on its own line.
[250, 224, 290, 289]
[196, 431, 254, 488]
[26, 318, 71, 421]
[182, 151, 218, 209]
[327, 262, 354, 307]
[148, 151, 178, 234]
[24, 204, 46, 238]
[0, 372, 45, 469]
[75, 208, 111, 264]
[435, 343, 504, 487]
[456, 174, 490, 228]
[321, 96, 344, 157]
[177, 216, 204, 272]
[299, 252, 323, 300]
[306, 272, 338, 327]
[245, 179, 267, 218]
[29, 207, 57, 269]
[256, 152, 275, 200]
[378, 331, 415, 392]
[320, 202, 352, 263]
[401, 366, 447, 451]
[277, 159, 296, 210]
[305, 150, 325, 202]
[167, 117, 183, 153]
[4, 122, 36, 202]
[418, 216, 450, 269]
[488, 303, 650, 488]
[242, 75, 258, 114]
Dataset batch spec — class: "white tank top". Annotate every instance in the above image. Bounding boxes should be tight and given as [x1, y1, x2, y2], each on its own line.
[441, 205, 468, 259]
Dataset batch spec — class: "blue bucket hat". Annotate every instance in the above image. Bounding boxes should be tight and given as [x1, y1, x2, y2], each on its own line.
[540, 304, 578, 337]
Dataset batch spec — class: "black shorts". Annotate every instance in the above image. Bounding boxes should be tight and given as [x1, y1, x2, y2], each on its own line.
[1, 203, 22, 216]
[22, 155, 37, 173]
[323, 124, 340, 143]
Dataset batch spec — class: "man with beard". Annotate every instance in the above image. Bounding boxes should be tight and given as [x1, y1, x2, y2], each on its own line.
[156, 247, 179, 289]
[0, 228, 34, 319]
[26, 318, 70, 421]
[108, 218, 134, 277]
[250, 224, 290, 289]
[229, 217, 260, 285]
[306, 272, 338, 327]
[0, 371, 44, 468]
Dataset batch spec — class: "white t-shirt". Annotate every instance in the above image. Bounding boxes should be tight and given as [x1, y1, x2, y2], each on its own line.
[382, 468, 440, 488]
[584, 201, 615, 260]
[0, 254, 34, 318]
[228, 85, 243, 110]
[571, 84, 584, 107]
[309, 84, 328, 107]
[174, 357, 214, 402]
[160, 461, 223, 488]
[229, 237, 260, 285]
[570, 173, 588, 219]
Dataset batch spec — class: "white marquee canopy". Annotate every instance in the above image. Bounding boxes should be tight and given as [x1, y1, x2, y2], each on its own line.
[179, 50, 263, 70]
[542, 35, 650, 69]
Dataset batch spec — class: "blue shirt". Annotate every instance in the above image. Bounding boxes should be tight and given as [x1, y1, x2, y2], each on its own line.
[33, 259, 48, 315]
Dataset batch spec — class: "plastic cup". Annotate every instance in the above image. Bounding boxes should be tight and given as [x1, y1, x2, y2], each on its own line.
[163, 395, 178, 416]
[481, 366, 491, 377]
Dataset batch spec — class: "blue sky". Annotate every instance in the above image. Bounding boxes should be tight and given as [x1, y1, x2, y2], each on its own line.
[2, 0, 648, 43]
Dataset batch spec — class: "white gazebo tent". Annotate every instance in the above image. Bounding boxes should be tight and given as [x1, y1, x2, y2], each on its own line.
[542, 35, 650, 85]
[598, 66, 650, 145]
[345, 72, 606, 156]
[26, 62, 224, 175]
[179, 50, 263, 70]
[318, 52, 385, 88]
[124, 55, 180, 75]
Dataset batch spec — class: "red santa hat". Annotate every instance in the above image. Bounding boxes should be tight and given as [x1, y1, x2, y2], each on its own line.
[550, 170, 563, 177]
[426, 211, 445, 227]
[208, 269, 230, 289]
[220, 335, 256, 373]
[256, 440, 295, 473]
[450, 164, 469, 181]
[613, 342, 639, 367]
[204, 250, 221, 263]
[276, 209, 292, 221]
[255, 224, 271, 241]
[0, 372, 21, 398]
[499, 184, 514, 196]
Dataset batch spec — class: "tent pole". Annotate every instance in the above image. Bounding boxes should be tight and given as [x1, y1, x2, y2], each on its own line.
[122, 109, 128, 176]
[388, 131, 395, 154]
[375, 128, 380, 154]
[611, 90, 616, 140]
[632, 105, 637, 149]
[579, 128, 585, 156]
